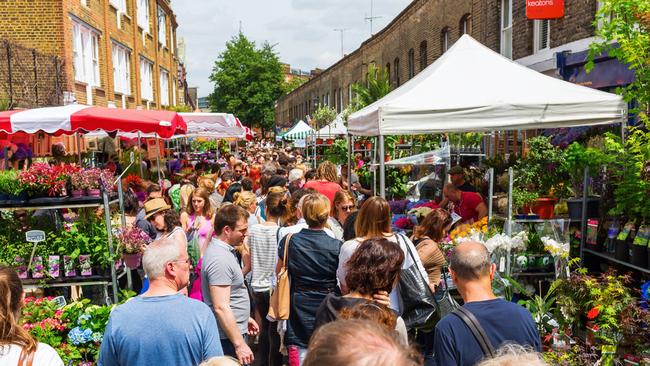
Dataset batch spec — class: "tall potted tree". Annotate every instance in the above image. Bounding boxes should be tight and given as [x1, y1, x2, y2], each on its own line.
[562, 141, 609, 220]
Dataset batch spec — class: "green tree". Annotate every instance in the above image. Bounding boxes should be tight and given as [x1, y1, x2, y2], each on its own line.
[350, 64, 392, 110]
[283, 77, 307, 94]
[209, 33, 284, 135]
[588, 0, 650, 124]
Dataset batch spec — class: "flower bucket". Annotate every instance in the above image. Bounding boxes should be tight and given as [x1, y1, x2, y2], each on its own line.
[630, 244, 647, 268]
[31, 256, 44, 279]
[79, 254, 92, 276]
[48, 255, 60, 278]
[64, 256, 77, 277]
[87, 189, 101, 197]
[316, 138, 324, 144]
[122, 253, 142, 268]
[364, 142, 373, 150]
[354, 142, 361, 150]
[326, 138, 334, 145]
[529, 198, 558, 219]
[614, 239, 629, 262]
[15, 257, 28, 279]
[71, 190, 85, 197]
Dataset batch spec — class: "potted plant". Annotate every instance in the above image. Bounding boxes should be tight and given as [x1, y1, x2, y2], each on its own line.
[116, 226, 151, 268]
[562, 141, 608, 220]
[70, 170, 91, 197]
[0, 170, 25, 202]
[83, 168, 104, 197]
[364, 139, 373, 150]
[326, 138, 335, 145]
[513, 136, 570, 219]
[353, 140, 361, 150]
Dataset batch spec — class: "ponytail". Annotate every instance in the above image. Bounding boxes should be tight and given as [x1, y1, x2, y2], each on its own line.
[0, 265, 37, 355]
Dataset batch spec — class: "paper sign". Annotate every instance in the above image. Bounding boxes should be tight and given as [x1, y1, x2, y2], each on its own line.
[451, 212, 462, 225]
[130, 151, 135, 163]
[25, 230, 46, 243]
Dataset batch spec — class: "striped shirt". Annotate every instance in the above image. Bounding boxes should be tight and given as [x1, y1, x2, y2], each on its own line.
[248, 223, 280, 292]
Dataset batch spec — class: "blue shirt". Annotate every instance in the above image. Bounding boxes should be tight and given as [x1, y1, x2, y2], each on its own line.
[98, 294, 223, 366]
[434, 298, 541, 366]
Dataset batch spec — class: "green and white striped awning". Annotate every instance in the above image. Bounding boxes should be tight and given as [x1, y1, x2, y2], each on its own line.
[281, 120, 314, 140]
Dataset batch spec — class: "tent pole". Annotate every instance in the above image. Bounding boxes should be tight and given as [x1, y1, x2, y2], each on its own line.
[137, 132, 143, 177]
[155, 133, 162, 183]
[379, 135, 385, 198]
[347, 134, 352, 190]
[621, 119, 626, 143]
[76, 133, 82, 165]
[488, 167, 494, 222]
[506, 167, 513, 236]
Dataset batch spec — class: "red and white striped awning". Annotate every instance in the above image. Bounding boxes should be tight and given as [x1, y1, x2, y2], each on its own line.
[234, 118, 253, 141]
[0, 104, 186, 138]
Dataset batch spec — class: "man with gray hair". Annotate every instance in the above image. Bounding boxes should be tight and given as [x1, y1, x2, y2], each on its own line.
[98, 238, 223, 366]
[433, 241, 540, 366]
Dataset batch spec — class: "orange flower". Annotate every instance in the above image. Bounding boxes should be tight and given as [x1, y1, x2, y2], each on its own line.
[587, 306, 600, 320]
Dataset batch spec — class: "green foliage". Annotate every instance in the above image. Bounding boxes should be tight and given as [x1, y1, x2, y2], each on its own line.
[448, 133, 483, 148]
[0, 170, 23, 196]
[209, 33, 284, 133]
[602, 128, 650, 220]
[562, 142, 610, 196]
[518, 283, 557, 336]
[166, 104, 193, 112]
[513, 136, 570, 200]
[351, 64, 391, 109]
[283, 77, 307, 94]
[588, 0, 650, 124]
[312, 105, 337, 130]
[191, 139, 219, 152]
[324, 139, 348, 166]
[386, 167, 409, 199]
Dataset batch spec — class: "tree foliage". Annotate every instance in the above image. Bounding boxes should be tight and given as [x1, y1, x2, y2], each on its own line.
[209, 33, 284, 133]
[350, 64, 392, 111]
[312, 105, 337, 130]
[283, 77, 307, 94]
[588, 0, 650, 123]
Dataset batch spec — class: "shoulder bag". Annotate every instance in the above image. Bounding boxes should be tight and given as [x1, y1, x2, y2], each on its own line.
[397, 234, 440, 332]
[452, 306, 496, 358]
[438, 266, 460, 317]
[18, 348, 34, 366]
[268, 233, 293, 321]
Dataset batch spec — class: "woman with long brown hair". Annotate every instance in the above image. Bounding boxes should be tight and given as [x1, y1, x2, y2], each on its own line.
[0, 265, 64, 365]
[337, 196, 428, 314]
[329, 190, 357, 240]
[411, 208, 451, 291]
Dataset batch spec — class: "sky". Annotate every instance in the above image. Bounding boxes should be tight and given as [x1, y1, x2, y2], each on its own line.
[173, 0, 412, 98]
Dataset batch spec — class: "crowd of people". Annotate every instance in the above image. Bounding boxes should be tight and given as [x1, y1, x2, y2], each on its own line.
[0, 143, 541, 366]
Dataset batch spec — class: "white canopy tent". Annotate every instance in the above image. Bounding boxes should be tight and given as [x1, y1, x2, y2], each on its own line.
[346, 34, 627, 196]
[178, 112, 245, 139]
[281, 120, 314, 140]
[316, 115, 347, 137]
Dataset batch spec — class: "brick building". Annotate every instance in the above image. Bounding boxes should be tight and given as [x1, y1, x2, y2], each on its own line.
[0, 0, 188, 110]
[275, 0, 609, 128]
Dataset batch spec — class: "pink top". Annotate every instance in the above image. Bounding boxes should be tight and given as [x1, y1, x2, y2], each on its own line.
[187, 214, 212, 301]
[188, 214, 212, 243]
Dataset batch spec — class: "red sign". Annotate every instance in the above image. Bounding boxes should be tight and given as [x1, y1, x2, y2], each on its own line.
[526, 0, 564, 19]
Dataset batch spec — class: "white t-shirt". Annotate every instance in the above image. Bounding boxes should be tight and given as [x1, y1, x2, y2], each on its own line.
[0, 343, 64, 366]
[337, 233, 429, 314]
[277, 219, 336, 240]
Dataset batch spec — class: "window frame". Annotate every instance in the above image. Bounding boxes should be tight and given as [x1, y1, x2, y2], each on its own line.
[419, 40, 428, 71]
[112, 42, 131, 95]
[408, 48, 415, 79]
[394, 57, 400, 86]
[157, 5, 167, 47]
[533, 19, 551, 53]
[500, 0, 513, 58]
[441, 28, 450, 53]
[72, 21, 101, 87]
[137, 0, 150, 33]
[140, 57, 154, 101]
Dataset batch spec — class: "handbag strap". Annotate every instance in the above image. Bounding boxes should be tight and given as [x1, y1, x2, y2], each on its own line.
[452, 306, 495, 358]
[18, 348, 34, 366]
[281, 233, 293, 268]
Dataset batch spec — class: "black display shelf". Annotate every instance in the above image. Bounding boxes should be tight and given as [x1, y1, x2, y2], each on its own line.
[583, 248, 650, 274]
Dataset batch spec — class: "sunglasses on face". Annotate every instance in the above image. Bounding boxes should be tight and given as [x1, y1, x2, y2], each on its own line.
[235, 170, 243, 174]
[340, 205, 354, 211]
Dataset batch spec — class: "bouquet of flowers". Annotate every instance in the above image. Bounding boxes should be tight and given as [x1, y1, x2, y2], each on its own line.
[115, 226, 151, 255]
[82, 168, 103, 190]
[18, 163, 70, 197]
[541, 236, 570, 258]
[70, 170, 93, 191]
[483, 231, 528, 254]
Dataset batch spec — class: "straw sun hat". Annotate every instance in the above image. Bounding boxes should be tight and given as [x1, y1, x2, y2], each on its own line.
[143, 198, 171, 220]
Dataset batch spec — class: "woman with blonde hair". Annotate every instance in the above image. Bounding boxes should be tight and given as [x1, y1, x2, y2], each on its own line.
[329, 190, 357, 239]
[337, 196, 428, 313]
[303, 161, 342, 207]
[233, 190, 264, 228]
[180, 187, 215, 301]
[0, 264, 64, 365]
[276, 193, 342, 365]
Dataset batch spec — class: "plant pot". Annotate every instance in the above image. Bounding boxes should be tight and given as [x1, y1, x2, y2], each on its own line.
[364, 142, 373, 150]
[63, 256, 77, 277]
[31, 256, 44, 279]
[566, 197, 600, 220]
[326, 138, 334, 145]
[614, 239, 629, 262]
[122, 253, 142, 268]
[316, 138, 324, 144]
[385, 154, 391, 162]
[0, 192, 8, 200]
[15, 257, 28, 279]
[79, 254, 92, 276]
[87, 188, 101, 197]
[630, 245, 647, 268]
[48, 255, 60, 278]
[354, 142, 361, 150]
[71, 189, 85, 198]
[529, 198, 558, 219]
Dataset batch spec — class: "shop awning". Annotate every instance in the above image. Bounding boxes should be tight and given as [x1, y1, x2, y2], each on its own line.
[347, 35, 627, 136]
[280, 120, 313, 140]
[0, 104, 186, 138]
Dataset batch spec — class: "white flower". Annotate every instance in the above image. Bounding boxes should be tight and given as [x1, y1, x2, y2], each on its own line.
[541, 236, 570, 258]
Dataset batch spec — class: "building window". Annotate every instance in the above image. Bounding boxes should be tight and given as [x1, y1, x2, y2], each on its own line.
[500, 0, 513, 58]
[596, 1, 612, 30]
[441, 28, 450, 53]
[348, 84, 352, 104]
[394, 57, 400, 86]
[112, 43, 131, 95]
[460, 14, 472, 35]
[158, 6, 167, 46]
[72, 21, 101, 87]
[385, 63, 390, 85]
[533, 19, 550, 53]
[419, 41, 428, 71]
[140, 58, 154, 101]
[408, 48, 415, 79]
[137, 0, 150, 32]
[326, 92, 330, 107]
[160, 68, 170, 106]
[338, 88, 342, 112]
[81, 0, 88, 7]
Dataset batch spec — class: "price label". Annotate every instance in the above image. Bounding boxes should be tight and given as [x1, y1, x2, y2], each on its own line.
[129, 151, 135, 163]
[25, 230, 46, 243]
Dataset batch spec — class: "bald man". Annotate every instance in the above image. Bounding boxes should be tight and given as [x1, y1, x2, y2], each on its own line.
[433, 242, 540, 366]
